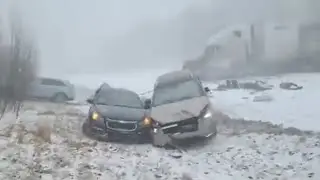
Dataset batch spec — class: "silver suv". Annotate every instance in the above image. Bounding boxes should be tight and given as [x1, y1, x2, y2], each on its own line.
[147, 70, 217, 147]
[27, 77, 75, 102]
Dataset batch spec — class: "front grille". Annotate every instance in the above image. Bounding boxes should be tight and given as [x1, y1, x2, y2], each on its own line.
[162, 117, 199, 134]
[161, 116, 198, 127]
[106, 119, 137, 131]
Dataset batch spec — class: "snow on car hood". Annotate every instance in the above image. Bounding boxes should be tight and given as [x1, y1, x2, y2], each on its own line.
[150, 96, 210, 124]
[95, 105, 146, 121]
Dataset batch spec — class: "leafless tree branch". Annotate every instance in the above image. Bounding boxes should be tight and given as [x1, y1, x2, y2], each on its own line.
[0, 13, 38, 119]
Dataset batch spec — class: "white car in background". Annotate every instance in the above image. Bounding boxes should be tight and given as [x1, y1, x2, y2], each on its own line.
[27, 77, 75, 102]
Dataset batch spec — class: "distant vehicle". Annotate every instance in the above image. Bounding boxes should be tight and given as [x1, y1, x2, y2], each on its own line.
[82, 87, 152, 142]
[26, 77, 75, 102]
[145, 70, 217, 147]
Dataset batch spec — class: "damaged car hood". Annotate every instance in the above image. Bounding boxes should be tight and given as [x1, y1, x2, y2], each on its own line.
[95, 105, 146, 121]
[150, 96, 210, 124]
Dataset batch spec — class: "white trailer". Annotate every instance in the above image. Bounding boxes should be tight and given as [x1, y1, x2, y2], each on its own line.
[183, 22, 303, 77]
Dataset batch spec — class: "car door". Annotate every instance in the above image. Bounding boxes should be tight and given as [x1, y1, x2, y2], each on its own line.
[26, 78, 45, 98]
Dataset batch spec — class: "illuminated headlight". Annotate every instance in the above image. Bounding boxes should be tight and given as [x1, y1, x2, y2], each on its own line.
[203, 111, 212, 118]
[141, 117, 152, 126]
[91, 112, 100, 121]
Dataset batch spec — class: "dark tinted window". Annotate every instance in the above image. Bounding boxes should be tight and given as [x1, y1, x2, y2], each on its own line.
[40, 78, 65, 86]
[95, 83, 110, 95]
[95, 89, 143, 108]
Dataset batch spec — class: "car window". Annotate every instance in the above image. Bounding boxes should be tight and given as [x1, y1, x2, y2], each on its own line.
[95, 89, 143, 108]
[95, 83, 110, 95]
[152, 80, 205, 107]
[40, 78, 66, 86]
[94, 86, 102, 95]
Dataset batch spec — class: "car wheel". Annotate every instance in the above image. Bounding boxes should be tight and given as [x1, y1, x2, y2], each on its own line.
[82, 121, 91, 136]
[150, 128, 171, 147]
[52, 93, 68, 103]
[206, 122, 218, 138]
[202, 124, 218, 146]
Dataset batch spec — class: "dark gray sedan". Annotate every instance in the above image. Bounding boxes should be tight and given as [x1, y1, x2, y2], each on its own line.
[82, 87, 152, 142]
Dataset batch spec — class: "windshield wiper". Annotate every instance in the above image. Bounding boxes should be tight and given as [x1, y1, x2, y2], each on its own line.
[153, 99, 176, 107]
[95, 102, 109, 105]
[155, 96, 193, 106]
[96, 103, 140, 108]
[112, 104, 140, 108]
[175, 96, 193, 102]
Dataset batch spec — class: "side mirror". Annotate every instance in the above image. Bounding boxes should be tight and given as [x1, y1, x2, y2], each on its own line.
[204, 87, 211, 93]
[87, 97, 94, 104]
[144, 99, 152, 109]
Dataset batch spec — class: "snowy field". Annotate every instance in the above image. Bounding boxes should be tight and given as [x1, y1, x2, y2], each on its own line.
[0, 72, 319, 179]
[207, 73, 320, 131]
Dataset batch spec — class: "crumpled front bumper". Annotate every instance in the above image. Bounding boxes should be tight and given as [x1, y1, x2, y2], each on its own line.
[170, 116, 216, 139]
[152, 116, 217, 146]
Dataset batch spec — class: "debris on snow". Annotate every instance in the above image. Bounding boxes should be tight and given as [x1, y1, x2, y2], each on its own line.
[169, 151, 183, 159]
[253, 94, 273, 102]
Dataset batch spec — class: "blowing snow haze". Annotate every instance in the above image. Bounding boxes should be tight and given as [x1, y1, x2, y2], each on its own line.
[0, 0, 319, 78]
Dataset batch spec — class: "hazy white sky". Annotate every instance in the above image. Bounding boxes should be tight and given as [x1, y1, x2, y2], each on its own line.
[1, 0, 197, 77]
[0, 0, 318, 78]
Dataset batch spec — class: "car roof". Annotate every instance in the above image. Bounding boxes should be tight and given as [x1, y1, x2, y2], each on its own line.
[99, 83, 111, 89]
[100, 87, 140, 97]
[155, 70, 196, 87]
[38, 77, 64, 81]
[38, 77, 71, 84]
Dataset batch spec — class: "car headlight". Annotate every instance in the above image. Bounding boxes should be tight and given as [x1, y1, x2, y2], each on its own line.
[141, 117, 152, 126]
[203, 111, 212, 118]
[91, 111, 100, 120]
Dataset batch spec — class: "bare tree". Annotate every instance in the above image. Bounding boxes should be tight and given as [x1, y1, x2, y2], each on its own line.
[0, 13, 38, 119]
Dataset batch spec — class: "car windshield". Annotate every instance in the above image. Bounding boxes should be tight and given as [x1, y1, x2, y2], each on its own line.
[95, 89, 143, 108]
[152, 80, 204, 107]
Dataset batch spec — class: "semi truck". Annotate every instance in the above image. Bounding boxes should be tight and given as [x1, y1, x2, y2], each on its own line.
[183, 22, 320, 79]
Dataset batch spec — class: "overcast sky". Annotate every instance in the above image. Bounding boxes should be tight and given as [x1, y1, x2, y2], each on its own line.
[1, 0, 197, 76]
[0, 0, 318, 78]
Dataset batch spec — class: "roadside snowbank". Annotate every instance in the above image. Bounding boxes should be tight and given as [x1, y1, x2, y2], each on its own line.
[207, 73, 320, 131]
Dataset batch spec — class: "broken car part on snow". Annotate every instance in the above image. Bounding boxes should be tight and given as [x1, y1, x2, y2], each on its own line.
[216, 79, 303, 91]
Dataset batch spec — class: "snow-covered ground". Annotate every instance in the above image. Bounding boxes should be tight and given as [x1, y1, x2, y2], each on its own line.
[0, 102, 319, 180]
[207, 73, 320, 131]
[0, 72, 319, 180]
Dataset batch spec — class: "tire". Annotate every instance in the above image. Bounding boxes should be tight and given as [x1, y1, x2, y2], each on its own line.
[52, 93, 68, 103]
[82, 121, 108, 142]
[151, 128, 171, 148]
[207, 122, 218, 139]
[201, 124, 218, 146]
[82, 121, 94, 137]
